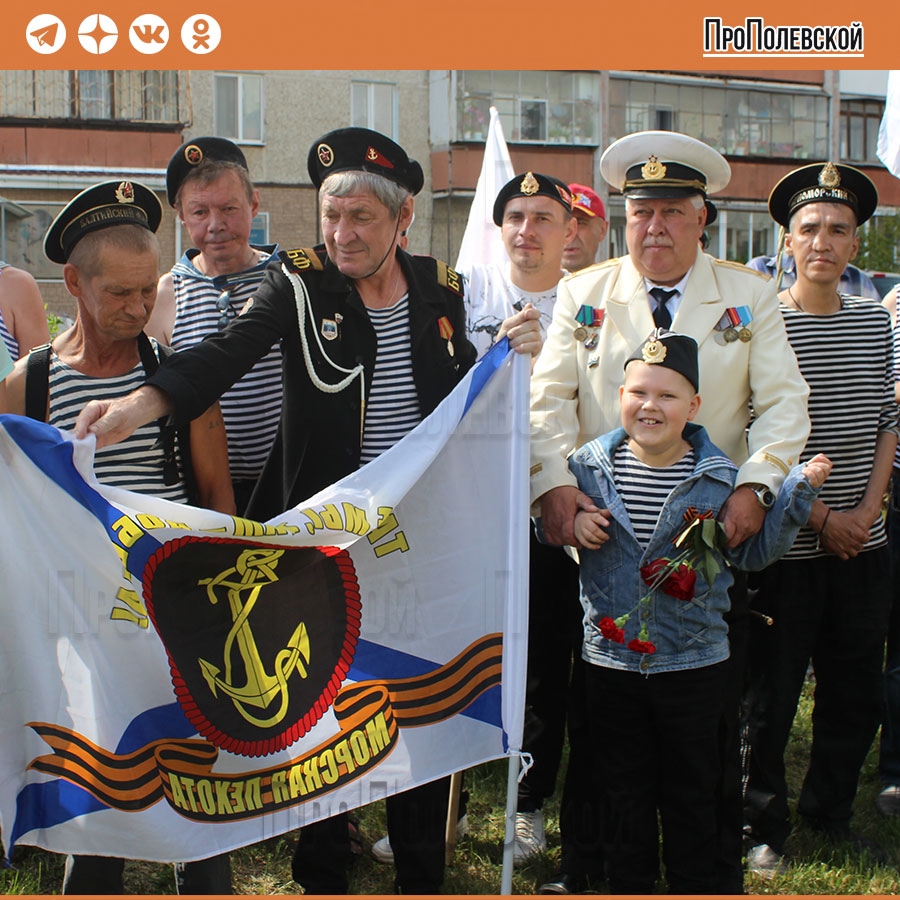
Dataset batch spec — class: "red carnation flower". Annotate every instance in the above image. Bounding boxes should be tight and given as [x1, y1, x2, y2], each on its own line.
[640, 558, 669, 585]
[661, 563, 697, 602]
[627, 638, 656, 654]
[598, 616, 626, 644]
[640, 558, 697, 602]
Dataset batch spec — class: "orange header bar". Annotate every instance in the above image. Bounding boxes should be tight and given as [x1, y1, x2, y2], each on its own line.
[2, 0, 890, 69]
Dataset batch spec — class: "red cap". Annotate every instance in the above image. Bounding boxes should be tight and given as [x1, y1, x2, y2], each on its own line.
[568, 183, 606, 219]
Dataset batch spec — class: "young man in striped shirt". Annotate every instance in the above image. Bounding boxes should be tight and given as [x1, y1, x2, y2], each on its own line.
[744, 163, 900, 875]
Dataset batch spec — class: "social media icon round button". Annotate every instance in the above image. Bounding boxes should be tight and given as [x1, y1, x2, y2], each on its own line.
[130, 14, 169, 53]
[181, 14, 221, 53]
[78, 13, 118, 54]
[26, 14, 66, 53]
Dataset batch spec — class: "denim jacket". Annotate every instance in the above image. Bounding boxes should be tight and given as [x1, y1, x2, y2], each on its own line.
[564, 423, 819, 675]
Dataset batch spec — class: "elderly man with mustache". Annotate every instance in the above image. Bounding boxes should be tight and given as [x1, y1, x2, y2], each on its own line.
[529, 130, 810, 894]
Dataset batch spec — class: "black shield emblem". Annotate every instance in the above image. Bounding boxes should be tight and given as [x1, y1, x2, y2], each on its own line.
[143, 537, 361, 757]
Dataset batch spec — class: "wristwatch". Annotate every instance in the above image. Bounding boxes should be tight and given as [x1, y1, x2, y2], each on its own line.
[744, 482, 776, 510]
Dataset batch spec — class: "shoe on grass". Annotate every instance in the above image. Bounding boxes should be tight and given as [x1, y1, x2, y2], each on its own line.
[513, 809, 547, 863]
[370, 813, 469, 864]
[746, 843, 788, 879]
[875, 784, 900, 817]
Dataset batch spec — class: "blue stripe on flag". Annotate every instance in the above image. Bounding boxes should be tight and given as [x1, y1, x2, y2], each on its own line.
[0, 415, 162, 573]
[351, 639, 502, 728]
[462, 337, 509, 418]
[8, 703, 195, 848]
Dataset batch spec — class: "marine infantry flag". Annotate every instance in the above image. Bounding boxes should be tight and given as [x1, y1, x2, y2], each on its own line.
[0, 342, 529, 864]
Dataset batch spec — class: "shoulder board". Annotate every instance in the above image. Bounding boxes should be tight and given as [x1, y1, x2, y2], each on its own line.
[564, 258, 618, 280]
[714, 258, 770, 280]
[280, 247, 324, 273]
[432, 258, 464, 296]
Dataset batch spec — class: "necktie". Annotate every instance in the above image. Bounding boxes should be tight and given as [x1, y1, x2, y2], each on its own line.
[650, 287, 677, 330]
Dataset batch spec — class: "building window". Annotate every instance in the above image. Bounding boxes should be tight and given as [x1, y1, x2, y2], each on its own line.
[0, 71, 184, 123]
[610, 76, 829, 160]
[840, 99, 884, 163]
[214, 72, 264, 143]
[72, 70, 112, 119]
[351, 81, 398, 140]
[456, 71, 602, 144]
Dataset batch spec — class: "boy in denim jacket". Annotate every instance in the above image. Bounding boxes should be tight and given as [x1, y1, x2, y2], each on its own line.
[563, 330, 829, 894]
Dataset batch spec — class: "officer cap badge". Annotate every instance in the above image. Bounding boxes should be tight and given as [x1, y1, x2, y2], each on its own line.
[818, 161, 840, 189]
[520, 172, 540, 195]
[641, 156, 667, 181]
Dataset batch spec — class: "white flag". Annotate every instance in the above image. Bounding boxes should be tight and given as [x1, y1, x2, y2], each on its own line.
[877, 70, 900, 179]
[455, 107, 515, 275]
[0, 343, 529, 864]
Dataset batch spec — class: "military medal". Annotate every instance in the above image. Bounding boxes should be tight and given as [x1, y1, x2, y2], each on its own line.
[575, 304, 604, 345]
[321, 319, 338, 341]
[715, 306, 753, 345]
[438, 315, 455, 356]
[588, 356, 599, 368]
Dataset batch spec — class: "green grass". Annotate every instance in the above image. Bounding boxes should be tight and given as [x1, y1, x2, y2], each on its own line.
[4, 683, 899, 894]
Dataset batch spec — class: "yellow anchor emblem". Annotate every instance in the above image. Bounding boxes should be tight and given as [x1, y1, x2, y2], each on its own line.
[197, 548, 310, 729]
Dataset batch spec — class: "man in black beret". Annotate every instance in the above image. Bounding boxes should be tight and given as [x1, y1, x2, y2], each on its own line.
[465, 171, 576, 356]
[7, 179, 235, 894]
[744, 162, 898, 876]
[73, 128, 542, 894]
[146, 136, 282, 515]
[461, 170, 602, 890]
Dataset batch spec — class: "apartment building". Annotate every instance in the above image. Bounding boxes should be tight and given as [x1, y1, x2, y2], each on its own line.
[0, 69, 895, 317]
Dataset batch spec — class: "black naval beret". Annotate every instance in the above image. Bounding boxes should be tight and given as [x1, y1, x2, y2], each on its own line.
[767, 161, 878, 228]
[44, 180, 162, 265]
[625, 329, 700, 392]
[492, 172, 574, 226]
[307, 127, 424, 195]
[166, 136, 248, 207]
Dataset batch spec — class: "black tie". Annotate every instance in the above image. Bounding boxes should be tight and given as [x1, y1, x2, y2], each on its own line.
[650, 287, 677, 330]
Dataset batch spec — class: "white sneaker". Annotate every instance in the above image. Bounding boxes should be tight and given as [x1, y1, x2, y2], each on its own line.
[370, 814, 469, 864]
[746, 843, 788, 879]
[514, 809, 546, 863]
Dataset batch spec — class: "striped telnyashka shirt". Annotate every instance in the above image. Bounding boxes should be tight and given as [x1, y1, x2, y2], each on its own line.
[47, 342, 188, 503]
[170, 247, 282, 481]
[359, 294, 422, 465]
[781, 297, 900, 558]
[613, 442, 696, 547]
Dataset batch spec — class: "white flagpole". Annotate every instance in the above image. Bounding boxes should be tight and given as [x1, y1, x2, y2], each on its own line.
[877, 70, 900, 179]
[499, 352, 531, 894]
[455, 107, 515, 276]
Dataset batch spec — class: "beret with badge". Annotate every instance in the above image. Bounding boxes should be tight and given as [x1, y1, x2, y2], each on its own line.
[307, 127, 424, 195]
[600, 131, 731, 227]
[165, 136, 248, 207]
[492, 172, 574, 226]
[767, 161, 878, 228]
[625, 329, 700, 392]
[44, 180, 162, 265]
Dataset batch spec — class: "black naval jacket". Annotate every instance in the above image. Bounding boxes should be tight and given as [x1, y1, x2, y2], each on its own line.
[149, 245, 476, 520]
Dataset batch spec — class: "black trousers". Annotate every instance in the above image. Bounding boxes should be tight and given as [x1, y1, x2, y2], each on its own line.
[291, 776, 450, 894]
[62, 853, 232, 894]
[585, 661, 726, 895]
[744, 550, 891, 853]
[520, 532, 604, 879]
